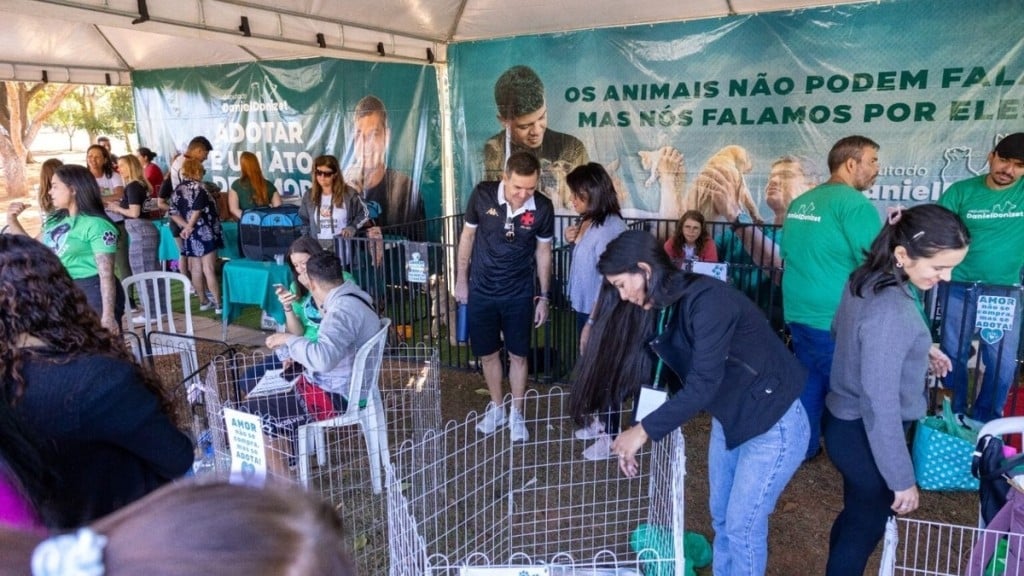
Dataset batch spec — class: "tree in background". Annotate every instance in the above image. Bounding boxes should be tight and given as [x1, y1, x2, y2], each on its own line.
[65, 86, 134, 150]
[0, 81, 75, 199]
[0, 84, 136, 199]
[106, 87, 136, 153]
[46, 98, 80, 151]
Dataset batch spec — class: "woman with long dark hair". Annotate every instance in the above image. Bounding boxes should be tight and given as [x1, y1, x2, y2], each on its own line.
[823, 204, 969, 575]
[298, 155, 370, 253]
[278, 236, 329, 339]
[571, 229, 808, 575]
[6, 164, 124, 332]
[563, 162, 627, 460]
[0, 234, 192, 528]
[236, 237, 330, 396]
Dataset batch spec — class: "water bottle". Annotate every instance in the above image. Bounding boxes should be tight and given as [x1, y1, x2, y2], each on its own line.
[192, 429, 216, 479]
[456, 302, 469, 343]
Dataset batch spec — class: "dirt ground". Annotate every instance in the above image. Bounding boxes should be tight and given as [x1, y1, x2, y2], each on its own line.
[438, 369, 978, 575]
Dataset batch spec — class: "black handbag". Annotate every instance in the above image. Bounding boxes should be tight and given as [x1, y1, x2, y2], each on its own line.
[972, 433, 1024, 525]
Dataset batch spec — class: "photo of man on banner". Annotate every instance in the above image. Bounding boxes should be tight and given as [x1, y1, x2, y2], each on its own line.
[344, 94, 426, 239]
[483, 65, 590, 213]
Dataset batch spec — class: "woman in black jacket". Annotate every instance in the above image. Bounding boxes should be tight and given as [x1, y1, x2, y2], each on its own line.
[570, 229, 809, 576]
[0, 234, 192, 528]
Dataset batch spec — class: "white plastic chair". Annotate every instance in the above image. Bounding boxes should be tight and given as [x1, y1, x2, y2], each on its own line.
[122, 271, 195, 336]
[297, 317, 391, 493]
[974, 417, 1024, 528]
[122, 271, 200, 400]
[978, 417, 1024, 440]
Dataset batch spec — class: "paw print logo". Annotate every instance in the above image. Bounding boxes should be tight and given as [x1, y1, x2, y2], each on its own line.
[102, 230, 117, 247]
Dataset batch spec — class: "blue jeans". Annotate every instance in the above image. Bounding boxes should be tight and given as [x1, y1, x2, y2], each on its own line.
[788, 323, 835, 459]
[939, 283, 1023, 422]
[708, 399, 808, 576]
[822, 410, 899, 576]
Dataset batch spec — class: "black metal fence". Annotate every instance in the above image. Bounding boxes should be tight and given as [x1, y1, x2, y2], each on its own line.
[358, 215, 1024, 420]
[927, 281, 1024, 420]
[140, 216, 1024, 422]
[337, 215, 786, 384]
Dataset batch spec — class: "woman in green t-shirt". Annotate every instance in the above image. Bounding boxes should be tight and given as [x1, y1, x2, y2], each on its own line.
[275, 236, 326, 340]
[236, 237, 327, 399]
[228, 151, 281, 221]
[6, 164, 124, 332]
[237, 237, 351, 432]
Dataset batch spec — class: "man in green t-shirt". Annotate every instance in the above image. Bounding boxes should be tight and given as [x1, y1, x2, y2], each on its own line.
[937, 132, 1024, 422]
[780, 136, 882, 460]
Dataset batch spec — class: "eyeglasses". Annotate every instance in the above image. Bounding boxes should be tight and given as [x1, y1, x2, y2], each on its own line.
[504, 217, 515, 243]
[314, 169, 336, 177]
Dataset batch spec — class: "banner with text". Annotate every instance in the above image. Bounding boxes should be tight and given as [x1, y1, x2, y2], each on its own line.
[449, 0, 1024, 222]
[132, 58, 443, 230]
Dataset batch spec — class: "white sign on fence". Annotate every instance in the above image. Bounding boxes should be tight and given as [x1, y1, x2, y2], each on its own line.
[224, 407, 268, 487]
[976, 294, 1017, 345]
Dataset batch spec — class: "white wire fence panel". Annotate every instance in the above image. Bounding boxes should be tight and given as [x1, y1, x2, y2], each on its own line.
[883, 516, 1024, 575]
[135, 332, 233, 446]
[200, 346, 443, 575]
[388, 387, 686, 575]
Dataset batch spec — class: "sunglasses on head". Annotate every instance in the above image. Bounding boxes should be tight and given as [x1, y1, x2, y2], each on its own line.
[315, 169, 336, 177]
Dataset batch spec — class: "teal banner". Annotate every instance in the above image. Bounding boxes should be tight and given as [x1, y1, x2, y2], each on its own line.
[132, 57, 443, 227]
[449, 0, 1024, 223]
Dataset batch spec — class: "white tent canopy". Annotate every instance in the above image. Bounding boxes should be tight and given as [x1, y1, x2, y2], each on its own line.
[0, 0, 870, 85]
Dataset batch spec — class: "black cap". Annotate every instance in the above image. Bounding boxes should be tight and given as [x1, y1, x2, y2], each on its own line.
[994, 132, 1024, 161]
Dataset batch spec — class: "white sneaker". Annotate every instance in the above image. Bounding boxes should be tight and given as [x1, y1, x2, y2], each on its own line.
[509, 408, 529, 442]
[575, 418, 605, 440]
[199, 301, 214, 311]
[475, 402, 506, 435]
[132, 314, 151, 326]
[582, 433, 614, 460]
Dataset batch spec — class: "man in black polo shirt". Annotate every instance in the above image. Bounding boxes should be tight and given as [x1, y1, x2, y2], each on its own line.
[455, 151, 554, 442]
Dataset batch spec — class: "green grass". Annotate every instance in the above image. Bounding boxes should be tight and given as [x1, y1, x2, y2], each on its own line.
[143, 276, 265, 334]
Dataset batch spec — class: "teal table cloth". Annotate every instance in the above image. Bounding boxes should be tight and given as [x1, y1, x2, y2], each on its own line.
[221, 258, 293, 338]
[157, 220, 240, 261]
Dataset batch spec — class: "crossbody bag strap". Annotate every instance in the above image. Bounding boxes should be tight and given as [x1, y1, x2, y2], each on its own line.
[341, 292, 377, 315]
[649, 305, 673, 391]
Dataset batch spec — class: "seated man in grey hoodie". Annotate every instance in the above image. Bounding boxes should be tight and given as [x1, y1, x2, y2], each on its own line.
[249, 252, 381, 476]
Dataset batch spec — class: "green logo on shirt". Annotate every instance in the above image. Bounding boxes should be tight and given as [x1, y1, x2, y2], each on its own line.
[965, 201, 1024, 220]
[788, 202, 822, 222]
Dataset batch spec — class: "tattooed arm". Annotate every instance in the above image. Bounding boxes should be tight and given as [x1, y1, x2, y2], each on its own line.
[96, 251, 120, 332]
